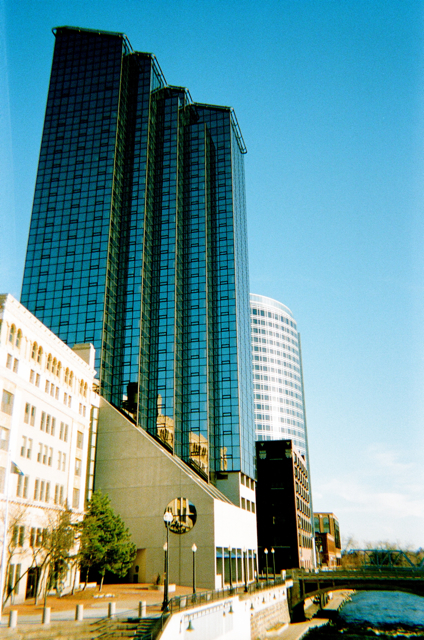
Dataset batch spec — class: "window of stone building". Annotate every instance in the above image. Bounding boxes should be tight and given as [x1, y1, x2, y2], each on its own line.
[9, 325, 16, 344]
[72, 487, 80, 508]
[0, 428, 10, 451]
[1, 390, 14, 415]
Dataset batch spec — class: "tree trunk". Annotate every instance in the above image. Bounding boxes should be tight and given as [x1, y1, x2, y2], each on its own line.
[43, 570, 49, 608]
[34, 568, 41, 606]
[71, 561, 78, 595]
[99, 574, 104, 592]
[83, 567, 89, 590]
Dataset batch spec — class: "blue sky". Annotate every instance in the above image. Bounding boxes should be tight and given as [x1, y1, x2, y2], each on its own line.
[1, 0, 424, 548]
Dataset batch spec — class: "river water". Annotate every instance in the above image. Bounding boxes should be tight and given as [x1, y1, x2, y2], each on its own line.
[339, 591, 424, 628]
[305, 591, 424, 639]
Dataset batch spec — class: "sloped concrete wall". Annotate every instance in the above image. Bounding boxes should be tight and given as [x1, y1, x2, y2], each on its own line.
[95, 399, 257, 590]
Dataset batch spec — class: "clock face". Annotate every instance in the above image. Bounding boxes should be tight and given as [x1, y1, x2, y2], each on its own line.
[164, 497, 197, 534]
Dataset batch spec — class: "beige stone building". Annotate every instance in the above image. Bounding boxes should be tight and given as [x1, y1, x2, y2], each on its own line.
[0, 294, 97, 604]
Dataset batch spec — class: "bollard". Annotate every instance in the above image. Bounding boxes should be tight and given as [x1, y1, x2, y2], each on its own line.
[42, 607, 51, 624]
[75, 604, 84, 621]
[108, 601, 116, 618]
[8, 610, 17, 628]
[138, 601, 147, 618]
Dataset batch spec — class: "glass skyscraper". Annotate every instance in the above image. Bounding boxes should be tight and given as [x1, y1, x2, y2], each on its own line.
[250, 294, 310, 463]
[21, 26, 255, 483]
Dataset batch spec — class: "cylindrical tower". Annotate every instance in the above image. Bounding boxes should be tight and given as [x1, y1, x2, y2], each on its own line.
[250, 293, 310, 465]
[251, 293, 316, 568]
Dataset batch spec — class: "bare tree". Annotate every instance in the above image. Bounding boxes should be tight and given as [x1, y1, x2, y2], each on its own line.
[34, 507, 76, 605]
[1, 504, 30, 608]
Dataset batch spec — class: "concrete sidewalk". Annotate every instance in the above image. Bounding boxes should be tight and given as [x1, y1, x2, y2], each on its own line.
[267, 618, 328, 640]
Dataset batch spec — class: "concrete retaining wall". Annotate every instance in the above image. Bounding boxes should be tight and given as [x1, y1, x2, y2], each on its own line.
[250, 585, 291, 640]
[160, 583, 291, 640]
[0, 621, 94, 640]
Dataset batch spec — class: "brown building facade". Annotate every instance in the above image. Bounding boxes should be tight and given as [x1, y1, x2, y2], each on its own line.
[314, 512, 341, 568]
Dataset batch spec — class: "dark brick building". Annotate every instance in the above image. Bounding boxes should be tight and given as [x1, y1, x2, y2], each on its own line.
[256, 440, 314, 572]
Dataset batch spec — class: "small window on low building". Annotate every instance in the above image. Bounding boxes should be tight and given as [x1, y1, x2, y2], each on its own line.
[72, 487, 80, 509]
[9, 325, 16, 344]
[0, 428, 10, 451]
[1, 390, 14, 415]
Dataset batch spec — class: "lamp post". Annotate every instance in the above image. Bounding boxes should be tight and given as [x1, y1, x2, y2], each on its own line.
[271, 548, 276, 583]
[161, 511, 173, 611]
[228, 546, 233, 592]
[264, 548, 269, 584]
[243, 548, 248, 593]
[191, 544, 197, 596]
[163, 542, 167, 576]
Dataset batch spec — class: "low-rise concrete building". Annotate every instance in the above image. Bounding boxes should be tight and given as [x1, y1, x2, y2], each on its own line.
[94, 399, 258, 590]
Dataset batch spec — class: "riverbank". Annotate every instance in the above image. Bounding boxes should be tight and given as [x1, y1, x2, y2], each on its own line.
[266, 590, 354, 640]
[316, 589, 354, 618]
[300, 591, 424, 640]
[300, 620, 424, 640]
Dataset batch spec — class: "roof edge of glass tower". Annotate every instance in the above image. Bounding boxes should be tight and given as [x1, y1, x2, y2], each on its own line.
[167, 85, 194, 103]
[194, 103, 247, 154]
[52, 25, 132, 47]
[50, 27, 248, 146]
[250, 293, 295, 319]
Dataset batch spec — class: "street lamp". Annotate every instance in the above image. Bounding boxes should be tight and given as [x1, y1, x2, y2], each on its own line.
[163, 542, 167, 576]
[161, 511, 173, 611]
[264, 548, 269, 584]
[228, 546, 233, 592]
[243, 548, 248, 593]
[271, 548, 276, 583]
[191, 544, 197, 596]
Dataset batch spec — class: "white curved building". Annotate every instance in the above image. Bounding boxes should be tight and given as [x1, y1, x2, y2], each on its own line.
[250, 294, 310, 463]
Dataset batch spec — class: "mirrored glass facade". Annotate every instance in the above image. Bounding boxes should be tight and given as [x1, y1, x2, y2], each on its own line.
[21, 26, 255, 482]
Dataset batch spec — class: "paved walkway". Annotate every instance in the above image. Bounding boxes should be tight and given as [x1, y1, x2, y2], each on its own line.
[268, 618, 328, 640]
[0, 583, 192, 626]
